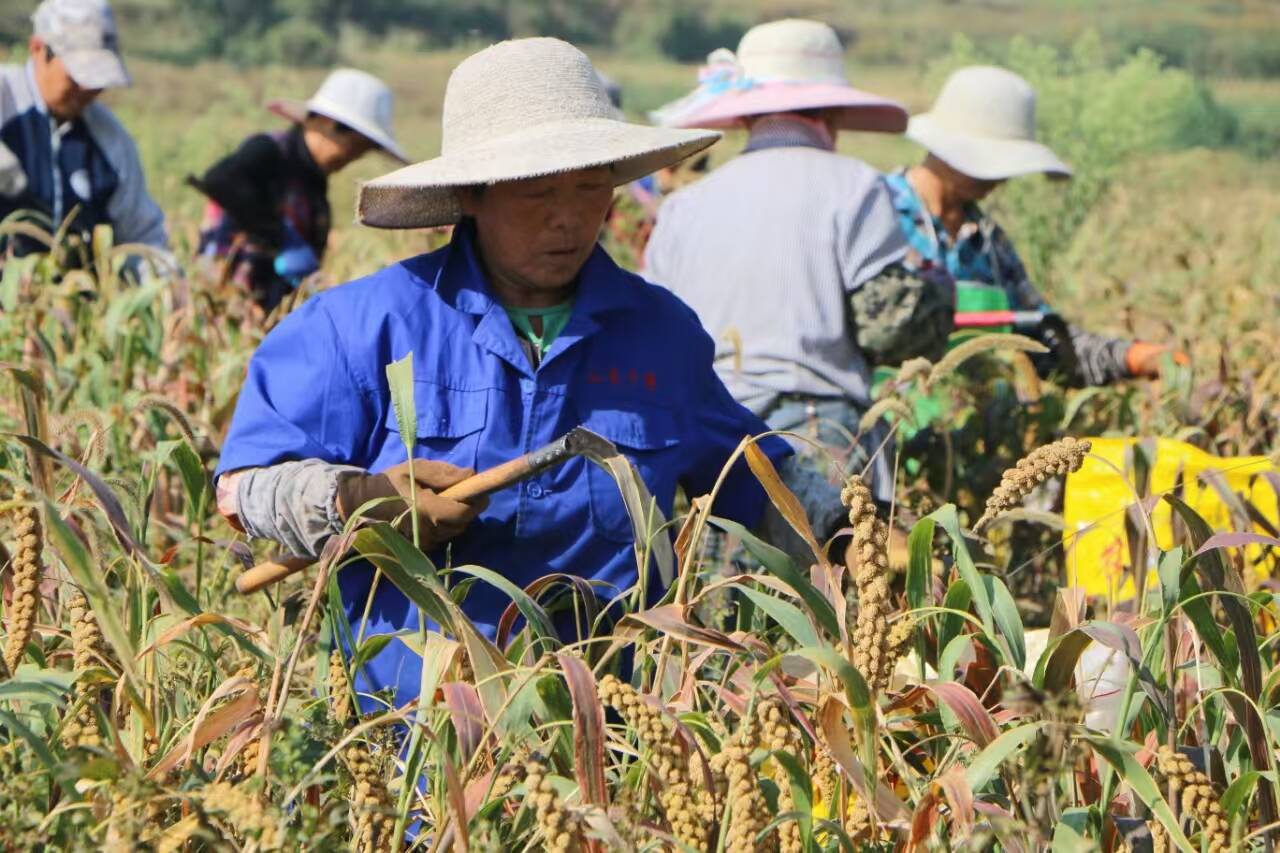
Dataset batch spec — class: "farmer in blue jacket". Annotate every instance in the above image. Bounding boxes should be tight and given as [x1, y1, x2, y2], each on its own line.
[0, 0, 166, 256]
[216, 38, 794, 710]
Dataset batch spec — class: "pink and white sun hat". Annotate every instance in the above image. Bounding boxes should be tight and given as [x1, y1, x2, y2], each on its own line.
[907, 66, 1072, 181]
[655, 19, 907, 133]
[268, 68, 408, 164]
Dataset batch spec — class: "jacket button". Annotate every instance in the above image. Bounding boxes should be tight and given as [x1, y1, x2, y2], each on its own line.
[525, 481, 544, 498]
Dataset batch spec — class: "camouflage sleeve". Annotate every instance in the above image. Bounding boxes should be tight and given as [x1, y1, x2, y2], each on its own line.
[995, 228, 1134, 386]
[848, 262, 956, 366]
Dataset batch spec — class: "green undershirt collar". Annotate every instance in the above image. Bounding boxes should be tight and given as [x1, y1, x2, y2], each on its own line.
[504, 300, 574, 358]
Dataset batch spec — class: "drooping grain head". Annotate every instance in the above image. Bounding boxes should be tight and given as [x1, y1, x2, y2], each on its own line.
[721, 738, 769, 853]
[3, 494, 44, 677]
[343, 739, 394, 853]
[841, 475, 909, 694]
[522, 755, 583, 853]
[974, 437, 1092, 533]
[598, 675, 715, 848]
[62, 590, 108, 750]
[1150, 745, 1229, 853]
[328, 649, 353, 726]
[199, 781, 284, 850]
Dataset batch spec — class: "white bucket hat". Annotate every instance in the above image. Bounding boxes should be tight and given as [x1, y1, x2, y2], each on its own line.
[357, 38, 719, 230]
[268, 68, 408, 165]
[907, 66, 1072, 181]
[656, 19, 907, 133]
[32, 0, 130, 90]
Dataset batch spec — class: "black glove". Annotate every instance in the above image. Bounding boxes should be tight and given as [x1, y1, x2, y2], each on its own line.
[1025, 313, 1079, 383]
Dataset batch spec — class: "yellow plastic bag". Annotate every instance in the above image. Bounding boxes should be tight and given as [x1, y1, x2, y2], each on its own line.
[1062, 437, 1278, 600]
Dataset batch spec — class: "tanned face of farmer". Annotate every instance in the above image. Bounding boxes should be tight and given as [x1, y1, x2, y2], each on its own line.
[933, 154, 1004, 203]
[29, 36, 101, 121]
[459, 166, 615, 307]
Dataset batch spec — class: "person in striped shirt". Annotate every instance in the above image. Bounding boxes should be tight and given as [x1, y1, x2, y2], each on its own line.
[889, 66, 1187, 386]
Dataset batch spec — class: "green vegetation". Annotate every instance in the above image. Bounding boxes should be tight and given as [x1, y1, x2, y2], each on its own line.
[1, 172, 1278, 842]
[0, 5, 1278, 848]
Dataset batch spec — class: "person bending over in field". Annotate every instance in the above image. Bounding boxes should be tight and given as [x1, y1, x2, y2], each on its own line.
[215, 39, 794, 712]
[644, 19, 955, 514]
[886, 66, 1187, 384]
[189, 69, 406, 314]
[0, 0, 167, 257]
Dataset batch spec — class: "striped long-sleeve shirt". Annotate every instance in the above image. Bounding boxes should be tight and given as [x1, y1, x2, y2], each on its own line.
[884, 169, 1132, 386]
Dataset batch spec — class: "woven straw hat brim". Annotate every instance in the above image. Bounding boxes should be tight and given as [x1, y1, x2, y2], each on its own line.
[675, 82, 908, 134]
[267, 99, 410, 164]
[908, 114, 1072, 181]
[357, 117, 719, 229]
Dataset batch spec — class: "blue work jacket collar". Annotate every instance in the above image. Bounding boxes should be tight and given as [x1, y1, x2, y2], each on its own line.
[415, 221, 642, 376]
[424, 220, 640, 320]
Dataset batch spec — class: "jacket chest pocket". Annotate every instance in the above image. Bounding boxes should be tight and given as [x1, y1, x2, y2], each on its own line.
[580, 406, 682, 543]
[383, 382, 488, 472]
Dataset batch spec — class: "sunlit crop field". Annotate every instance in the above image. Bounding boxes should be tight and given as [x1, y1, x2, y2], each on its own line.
[1, 28, 1279, 851]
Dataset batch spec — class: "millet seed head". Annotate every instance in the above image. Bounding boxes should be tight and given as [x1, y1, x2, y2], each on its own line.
[841, 475, 908, 694]
[974, 437, 1091, 533]
[3, 495, 45, 677]
[598, 675, 714, 848]
[1151, 745, 1229, 852]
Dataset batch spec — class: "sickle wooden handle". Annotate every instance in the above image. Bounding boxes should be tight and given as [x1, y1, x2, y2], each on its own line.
[234, 555, 315, 594]
[234, 448, 559, 595]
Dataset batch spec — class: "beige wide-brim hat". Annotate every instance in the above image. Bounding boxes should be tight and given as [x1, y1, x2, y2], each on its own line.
[269, 68, 409, 164]
[658, 19, 907, 134]
[357, 38, 719, 230]
[907, 66, 1072, 181]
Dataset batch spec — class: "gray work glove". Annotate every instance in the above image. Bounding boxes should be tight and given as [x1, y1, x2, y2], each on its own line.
[335, 459, 486, 550]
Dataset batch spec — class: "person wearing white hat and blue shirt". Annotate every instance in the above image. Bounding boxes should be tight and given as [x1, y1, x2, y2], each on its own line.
[886, 65, 1187, 384]
[190, 68, 408, 314]
[0, 0, 167, 256]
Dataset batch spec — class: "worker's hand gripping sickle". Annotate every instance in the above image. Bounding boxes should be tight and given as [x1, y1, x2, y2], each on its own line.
[235, 427, 620, 594]
[335, 459, 487, 552]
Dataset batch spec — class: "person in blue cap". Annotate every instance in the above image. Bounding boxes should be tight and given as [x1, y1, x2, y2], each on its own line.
[1, 0, 167, 257]
[215, 38, 794, 712]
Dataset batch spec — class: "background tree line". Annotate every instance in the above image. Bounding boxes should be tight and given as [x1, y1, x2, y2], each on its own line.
[1, 0, 1278, 79]
[0, 0, 751, 67]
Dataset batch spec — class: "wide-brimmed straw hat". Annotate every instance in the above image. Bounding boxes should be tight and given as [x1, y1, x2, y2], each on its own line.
[268, 68, 408, 164]
[907, 66, 1072, 181]
[358, 38, 718, 230]
[655, 19, 907, 133]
